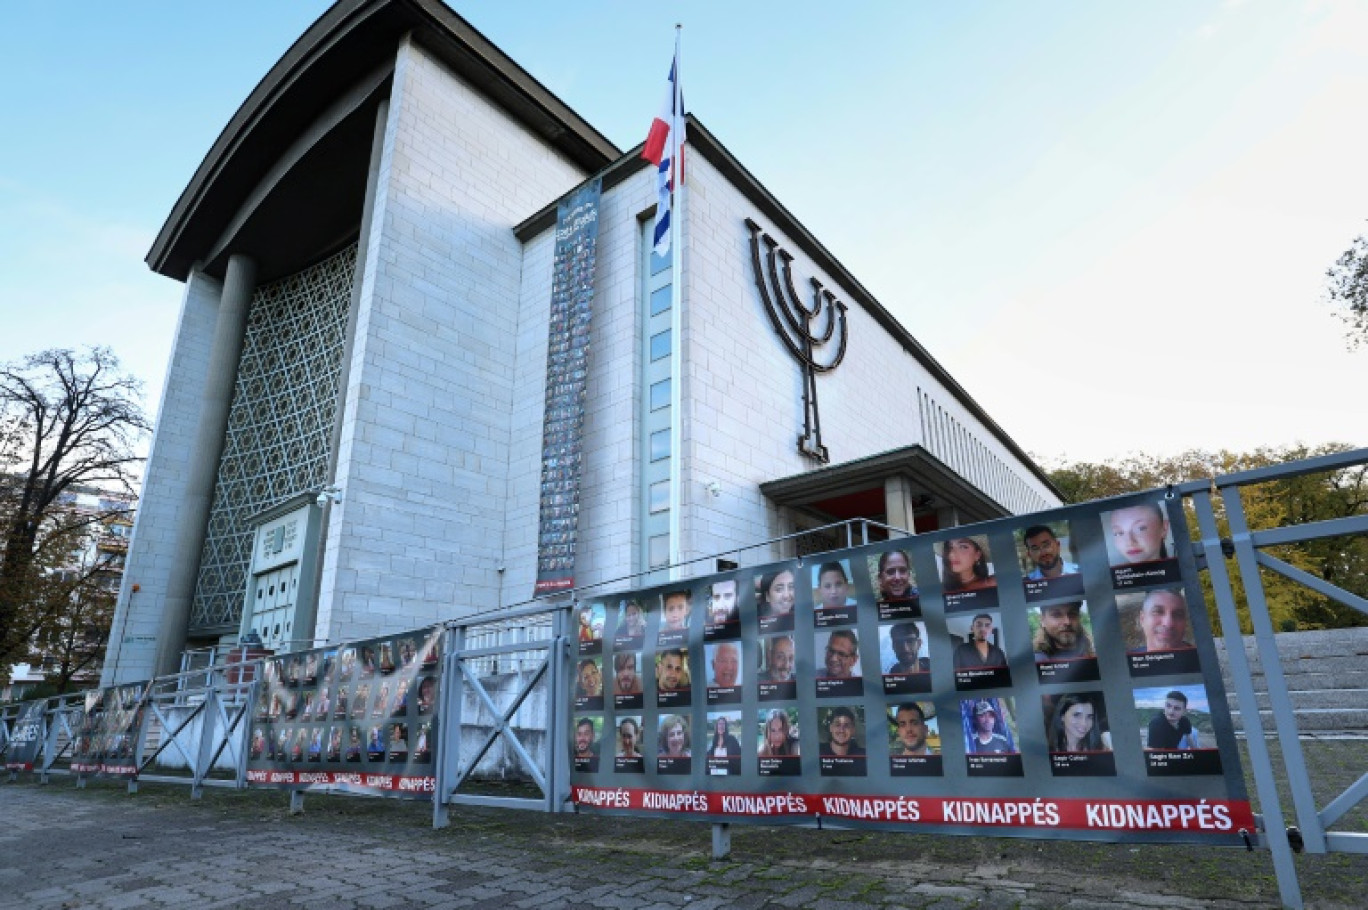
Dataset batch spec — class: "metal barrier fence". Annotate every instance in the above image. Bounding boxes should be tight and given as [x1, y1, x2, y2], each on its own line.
[1181, 447, 1368, 908]
[3, 457, 1365, 910]
[4, 607, 574, 817]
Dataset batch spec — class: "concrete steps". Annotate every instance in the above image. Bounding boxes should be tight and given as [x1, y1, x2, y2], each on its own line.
[1230, 669, 1368, 690]
[1214, 627, 1368, 735]
[1235, 707, 1368, 733]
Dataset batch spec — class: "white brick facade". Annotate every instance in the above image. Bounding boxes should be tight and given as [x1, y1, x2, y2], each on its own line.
[104, 271, 222, 681]
[315, 39, 587, 642]
[679, 150, 1058, 553]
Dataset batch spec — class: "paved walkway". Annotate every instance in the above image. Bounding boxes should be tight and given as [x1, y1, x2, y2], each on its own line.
[0, 778, 1361, 909]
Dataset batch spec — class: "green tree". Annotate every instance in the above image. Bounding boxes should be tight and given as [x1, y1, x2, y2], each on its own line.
[28, 568, 119, 693]
[1045, 444, 1367, 633]
[0, 348, 148, 678]
[1327, 230, 1368, 347]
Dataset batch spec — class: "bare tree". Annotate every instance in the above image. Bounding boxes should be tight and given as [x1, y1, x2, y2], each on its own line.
[0, 348, 149, 676]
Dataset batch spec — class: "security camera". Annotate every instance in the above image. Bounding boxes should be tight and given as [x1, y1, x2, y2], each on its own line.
[315, 484, 343, 507]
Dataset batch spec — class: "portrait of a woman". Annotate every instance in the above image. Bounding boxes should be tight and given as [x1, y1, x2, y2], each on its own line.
[941, 537, 997, 593]
[758, 709, 799, 757]
[1048, 693, 1111, 753]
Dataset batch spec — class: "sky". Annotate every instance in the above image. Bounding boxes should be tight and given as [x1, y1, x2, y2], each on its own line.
[2, 0, 1365, 466]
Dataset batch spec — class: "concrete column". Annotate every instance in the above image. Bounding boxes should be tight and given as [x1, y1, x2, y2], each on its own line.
[883, 476, 917, 535]
[936, 505, 961, 530]
[153, 253, 257, 676]
[327, 98, 388, 482]
[313, 97, 390, 646]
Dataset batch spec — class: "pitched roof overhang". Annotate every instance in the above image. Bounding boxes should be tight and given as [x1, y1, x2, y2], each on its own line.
[147, 0, 620, 282]
[761, 444, 1012, 525]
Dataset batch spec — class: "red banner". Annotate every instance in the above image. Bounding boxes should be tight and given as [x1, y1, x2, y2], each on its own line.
[245, 768, 436, 794]
[572, 785, 1255, 834]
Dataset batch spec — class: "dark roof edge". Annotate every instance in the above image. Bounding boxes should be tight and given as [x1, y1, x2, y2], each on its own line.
[404, 0, 619, 158]
[148, 0, 621, 279]
[147, 0, 383, 277]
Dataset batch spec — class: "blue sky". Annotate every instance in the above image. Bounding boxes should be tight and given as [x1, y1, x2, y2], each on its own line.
[2, 1, 1365, 463]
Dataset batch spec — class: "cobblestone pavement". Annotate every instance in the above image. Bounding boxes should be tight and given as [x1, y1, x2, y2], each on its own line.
[1, 778, 1364, 910]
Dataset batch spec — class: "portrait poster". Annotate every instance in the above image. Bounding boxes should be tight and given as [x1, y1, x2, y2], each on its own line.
[533, 177, 603, 596]
[245, 626, 442, 798]
[69, 681, 149, 778]
[569, 493, 1253, 845]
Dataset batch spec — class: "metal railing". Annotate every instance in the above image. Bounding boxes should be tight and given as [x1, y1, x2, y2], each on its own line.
[4, 456, 1364, 909]
[1180, 446, 1368, 909]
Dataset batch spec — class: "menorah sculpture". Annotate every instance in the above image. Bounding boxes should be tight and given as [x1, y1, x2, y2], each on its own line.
[745, 218, 849, 462]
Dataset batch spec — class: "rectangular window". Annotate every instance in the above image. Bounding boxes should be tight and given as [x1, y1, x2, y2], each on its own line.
[650, 430, 670, 461]
[651, 244, 672, 276]
[649, 481, 670, 514]
[650, 329, 671, 362]
[650, 379, 671, 411]
[648, 534, 670, 568]
[649, 285, 672, 316]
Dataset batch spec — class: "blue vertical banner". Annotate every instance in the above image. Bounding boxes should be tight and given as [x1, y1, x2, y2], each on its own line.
[534, 178, 603, 596]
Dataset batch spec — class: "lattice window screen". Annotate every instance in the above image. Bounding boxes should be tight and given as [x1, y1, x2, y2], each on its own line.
[189, 245, 356, 631]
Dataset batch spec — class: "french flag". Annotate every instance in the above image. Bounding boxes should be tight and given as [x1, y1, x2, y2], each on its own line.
[642, 49, 684, 257]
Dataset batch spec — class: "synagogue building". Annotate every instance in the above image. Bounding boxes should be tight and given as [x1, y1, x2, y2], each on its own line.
[104, 0, 1059, 684]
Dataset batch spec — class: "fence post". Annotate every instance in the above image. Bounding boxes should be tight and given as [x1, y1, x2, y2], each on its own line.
[128, 691, 151, 795]
[1191, 489, 1303, 909]
[236, 677, 259, 789]
[1222, 487, 1328, 855]
[41, 698, 64, 786]
[712, 823, 731, 860]
[191, 683, 220, 800]
[549, 607, 570, 813]
[432, 624, 462, 830]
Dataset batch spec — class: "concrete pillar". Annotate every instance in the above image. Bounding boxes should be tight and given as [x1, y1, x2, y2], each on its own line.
[153, 253, 257, 676]
[937, 505, 961, 530]
[312, 99, 389, 646]
[883, 476, 917, 535]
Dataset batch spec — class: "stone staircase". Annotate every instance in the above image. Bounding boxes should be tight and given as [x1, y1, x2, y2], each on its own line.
[1214, 626, 1368, 736]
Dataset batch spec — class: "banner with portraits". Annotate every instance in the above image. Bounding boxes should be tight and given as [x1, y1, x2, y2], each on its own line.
[569, 493, 1254, 843]
[534, 177, 603, 596]
[69, 681, 150, 778]
[245, 626, 442, 798]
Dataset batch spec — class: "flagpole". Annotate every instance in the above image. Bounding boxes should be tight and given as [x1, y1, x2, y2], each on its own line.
[667, 23, 685, 580]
